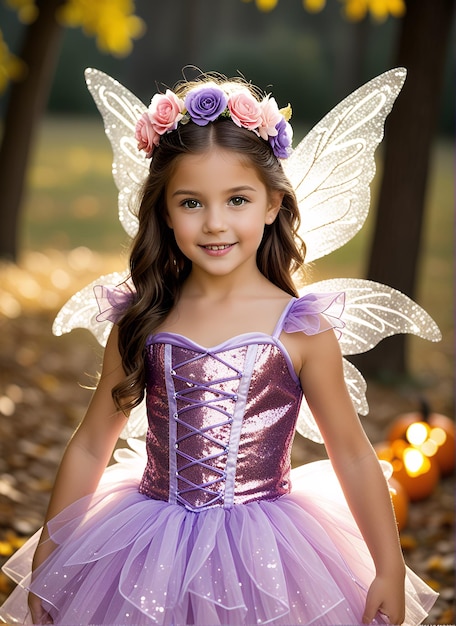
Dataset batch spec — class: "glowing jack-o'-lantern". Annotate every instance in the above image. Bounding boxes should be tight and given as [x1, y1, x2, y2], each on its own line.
[388, 402, 455, 476]
[388, 476, 409, 531]
[375, 440, 440, 501]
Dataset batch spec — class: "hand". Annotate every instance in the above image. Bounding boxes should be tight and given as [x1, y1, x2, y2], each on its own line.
[28, 592, 53, 625]
[362, 575, 406, 625]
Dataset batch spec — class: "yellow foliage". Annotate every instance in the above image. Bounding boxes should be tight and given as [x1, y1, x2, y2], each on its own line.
[303, 0, 327, 12]
[243, 0, 405, 19]
[5, 0, 37, 23]
[0, 0, 144, 93]
[256, 0, 278, 10]
[57, 0, 145, 57]
[4, 0, 145, 58]
[242, 0, 278, 11]
[342, 0, 405, 21]
[0, 30, 25, 93]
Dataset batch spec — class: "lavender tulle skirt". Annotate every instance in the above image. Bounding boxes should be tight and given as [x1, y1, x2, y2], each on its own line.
[0, 443, 437, 625]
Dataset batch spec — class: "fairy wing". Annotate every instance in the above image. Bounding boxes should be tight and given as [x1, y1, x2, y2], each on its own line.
[53, 68, 150, 344]
[53, 70, 153, 440]
[84, 66, 407, 256]
[84, 67, 148, 239]
[52, 270, 148, 439]
[52, 271, 129, 346]
[303, 278, 442, 353]
[295, 278, 441, 442]
[283, 68, 407, 263]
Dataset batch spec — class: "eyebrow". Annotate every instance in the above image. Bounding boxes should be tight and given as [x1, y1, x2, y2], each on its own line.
[171, 185, 258, 197]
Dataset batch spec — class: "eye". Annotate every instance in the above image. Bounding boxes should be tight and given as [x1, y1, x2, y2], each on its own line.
[181, 199, 201, 210]
[229, 196, 248, 207]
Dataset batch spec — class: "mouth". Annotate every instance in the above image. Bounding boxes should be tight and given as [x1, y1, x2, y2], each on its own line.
[201, 244, 234, 251]
[199, 243, 236, 257]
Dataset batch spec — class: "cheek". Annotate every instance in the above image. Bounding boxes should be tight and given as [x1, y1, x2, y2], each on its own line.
[240, 215, 268, 243]
[170, 220, 195, 249]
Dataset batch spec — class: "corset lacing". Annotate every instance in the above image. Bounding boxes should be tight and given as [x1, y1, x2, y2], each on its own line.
[168, 348, 243, 511]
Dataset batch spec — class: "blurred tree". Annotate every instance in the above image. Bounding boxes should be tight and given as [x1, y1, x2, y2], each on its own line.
[356, 0, 455, 378]
[0, 0, 144, 260]
[248, 0, 454, 378]
[0, 29, 25, 91]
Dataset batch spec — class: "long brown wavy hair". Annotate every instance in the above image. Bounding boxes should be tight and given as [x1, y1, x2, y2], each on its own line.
[112, 77, 306, 414]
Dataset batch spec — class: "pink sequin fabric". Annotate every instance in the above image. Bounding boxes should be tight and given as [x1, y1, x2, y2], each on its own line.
[139, 339, 300, 509]
[0, 292, 437, 626]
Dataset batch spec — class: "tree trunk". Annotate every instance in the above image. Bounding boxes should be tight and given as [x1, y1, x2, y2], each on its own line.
[352, 0, 455, 380]
[0, 0, 65, 261]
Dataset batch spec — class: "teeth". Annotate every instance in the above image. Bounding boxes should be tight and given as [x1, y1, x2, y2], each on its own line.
[205, 245, 230, 250]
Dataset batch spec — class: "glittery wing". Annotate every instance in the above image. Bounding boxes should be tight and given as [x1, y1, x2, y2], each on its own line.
[53, 70, 149, 347]
[53, 71, 148, 345]
[52, 71, 152, 440]
[52, 270, 148, 440]
[295, 278, 441, 443]
[283, 68, 406, 263]
[52, 271, 129, 346]
[84, 67, 150, 239]
[303, 278, 442, 354]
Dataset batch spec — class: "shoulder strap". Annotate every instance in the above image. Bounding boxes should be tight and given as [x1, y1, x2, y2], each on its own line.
[272, 298, 297, 339]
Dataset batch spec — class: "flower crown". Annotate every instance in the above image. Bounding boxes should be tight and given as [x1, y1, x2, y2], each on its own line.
[135, 81, 293, 160]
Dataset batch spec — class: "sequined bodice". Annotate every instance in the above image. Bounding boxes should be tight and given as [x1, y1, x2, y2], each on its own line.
[93, 286, 345, 512]
[138, 334, 302, 511]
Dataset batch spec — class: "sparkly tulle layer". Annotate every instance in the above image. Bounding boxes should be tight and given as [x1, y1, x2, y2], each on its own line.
[0, 451, 437, 626]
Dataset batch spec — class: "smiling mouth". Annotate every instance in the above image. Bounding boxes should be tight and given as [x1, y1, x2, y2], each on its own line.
[201, 244, 234, 251]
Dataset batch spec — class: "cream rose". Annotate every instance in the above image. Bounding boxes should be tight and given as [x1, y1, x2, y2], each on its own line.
[227, 89, 262, 130]
[258, 97, 282, 140]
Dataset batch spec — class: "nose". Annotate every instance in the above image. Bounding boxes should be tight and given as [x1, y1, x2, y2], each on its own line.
[202, 205, 227, 233]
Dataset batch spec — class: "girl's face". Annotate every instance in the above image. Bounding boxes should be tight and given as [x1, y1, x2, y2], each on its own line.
[165, 148, 282, 280]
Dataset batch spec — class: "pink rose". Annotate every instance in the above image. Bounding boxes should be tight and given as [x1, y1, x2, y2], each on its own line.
[135, 112, 160, 158]
[227, 89, 262, 130]
[148, 89, 184, 135]
[258, 96, 282, 140]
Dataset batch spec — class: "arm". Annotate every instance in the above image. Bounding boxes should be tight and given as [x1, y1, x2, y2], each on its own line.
[298, 329, 406, 625]
[29, 326, 129, 621]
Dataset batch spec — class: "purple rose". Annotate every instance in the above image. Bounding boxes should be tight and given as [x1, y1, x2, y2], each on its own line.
[184, 84, 228, 126]
[269, 117, 293, 159]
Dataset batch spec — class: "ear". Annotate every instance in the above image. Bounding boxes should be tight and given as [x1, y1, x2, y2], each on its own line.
[265, 191, 283, 225]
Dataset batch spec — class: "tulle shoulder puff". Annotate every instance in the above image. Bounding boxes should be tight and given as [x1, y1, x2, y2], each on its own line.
[282, 292, 345, 338]
[94, 284, 136, 324]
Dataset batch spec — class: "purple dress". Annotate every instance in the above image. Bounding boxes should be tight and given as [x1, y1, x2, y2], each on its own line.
[0, 293, 437, 625]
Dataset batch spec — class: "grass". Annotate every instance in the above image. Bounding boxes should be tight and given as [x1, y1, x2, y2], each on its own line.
[22, 116, 129, 253]
[16, 115, 455, 383]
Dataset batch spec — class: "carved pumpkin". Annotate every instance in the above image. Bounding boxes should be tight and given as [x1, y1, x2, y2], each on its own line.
[388, 401, 454, 476]
[375, 440, 440, 501]
[388, 476, 409, 531]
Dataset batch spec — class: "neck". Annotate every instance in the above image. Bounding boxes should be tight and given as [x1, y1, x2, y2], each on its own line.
[182, 265, 271, 301]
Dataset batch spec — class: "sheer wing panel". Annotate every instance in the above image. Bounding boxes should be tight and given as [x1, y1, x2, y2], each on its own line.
[85, 68, 150, 239]
[284, 68, 406, 263]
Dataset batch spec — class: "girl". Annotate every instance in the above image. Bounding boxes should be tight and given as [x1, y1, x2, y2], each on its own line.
[1, 72, 437, 625]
